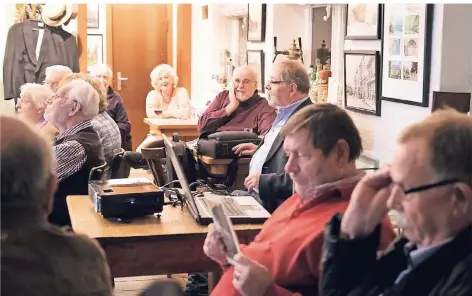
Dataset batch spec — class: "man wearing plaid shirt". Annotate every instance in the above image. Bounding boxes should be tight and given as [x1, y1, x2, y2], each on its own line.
[44, 79, 104, 227]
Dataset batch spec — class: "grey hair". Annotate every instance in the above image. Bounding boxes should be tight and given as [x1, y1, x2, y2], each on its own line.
[234, 65, 259, 83]
[276, 59, 311, 94]
[19, 83, 54, 110]
[1, 115, 56, 210]
[45, 65, 73, 81]
[57, 79, 100, 118]
[89, 63, 113, 78]
[150, 64, 179, 89]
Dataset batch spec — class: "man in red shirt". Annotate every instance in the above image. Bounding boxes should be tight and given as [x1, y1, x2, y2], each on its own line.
[198, 66, 276, 136]
[204, 104, 397, 296]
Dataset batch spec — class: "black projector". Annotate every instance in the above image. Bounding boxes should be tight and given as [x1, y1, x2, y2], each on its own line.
[88, 178, 164, 219]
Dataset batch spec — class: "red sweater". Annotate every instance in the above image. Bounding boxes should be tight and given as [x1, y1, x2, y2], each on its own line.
[211, 181, 396, 296]
[198, 90, 276, 136]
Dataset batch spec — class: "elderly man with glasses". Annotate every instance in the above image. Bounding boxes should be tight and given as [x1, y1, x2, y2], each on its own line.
[198, 65, 276, 136]
[320, 109, 472, 295]
[231, 58, 312, 213]
[44, 79, 104, 227]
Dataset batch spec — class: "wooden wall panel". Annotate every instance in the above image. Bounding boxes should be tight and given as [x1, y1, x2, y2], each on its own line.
[176, 4, 192, 94]
[77, 4, 87, 72]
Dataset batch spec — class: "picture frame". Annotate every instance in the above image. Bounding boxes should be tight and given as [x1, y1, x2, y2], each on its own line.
[246, 50, 265, 93]
[345, 4, 381, 40]
[87, 34, 103, 67]
[247, 4, 266, 42]
[344, 50, 381, 116]
[87, 4, 100, 29]
[432, 91, 471, 114]
[380, 4, 434, 107]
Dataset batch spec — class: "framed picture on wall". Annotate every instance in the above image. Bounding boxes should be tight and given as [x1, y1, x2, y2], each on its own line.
[87, 34, 103, 67]
[247, 4, 266, 42]
[87, 4, 99, 29]
[380, 4, 434, 107]
[344, 50, 381, 116]
[247, 50, 265, 93]
[345, 4, 381, 39]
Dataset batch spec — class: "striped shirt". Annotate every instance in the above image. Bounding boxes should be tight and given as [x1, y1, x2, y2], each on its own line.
[53, 120, 91, 182]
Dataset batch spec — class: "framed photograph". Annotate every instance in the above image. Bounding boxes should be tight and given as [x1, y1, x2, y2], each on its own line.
[247, 4, 266, 42]
[380, 4, 434, 107]
[247, 50, 265, 93]
[87, 34, 103, 67]
[87, 4, 99, 29]
[344, 50, 381, 116]
[345, 4, 381, 40]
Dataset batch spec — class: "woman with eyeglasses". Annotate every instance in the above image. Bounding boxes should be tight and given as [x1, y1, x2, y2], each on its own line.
[16, 83, 59, 141]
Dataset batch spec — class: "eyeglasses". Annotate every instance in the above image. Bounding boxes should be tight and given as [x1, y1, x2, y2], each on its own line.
[399, 178, 458, 195]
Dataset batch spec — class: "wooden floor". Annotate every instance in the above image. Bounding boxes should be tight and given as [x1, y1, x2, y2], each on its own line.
[114, 274, 188, 296]
[114, 170, 188, 295]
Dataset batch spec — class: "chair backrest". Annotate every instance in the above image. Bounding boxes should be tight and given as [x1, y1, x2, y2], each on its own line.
[109, 148, 126, 179]
[141, 147, 167, 187]
[89, 162, 108, 182]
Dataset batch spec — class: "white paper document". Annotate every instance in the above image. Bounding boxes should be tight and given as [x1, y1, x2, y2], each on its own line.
[210, 203, 240, 260]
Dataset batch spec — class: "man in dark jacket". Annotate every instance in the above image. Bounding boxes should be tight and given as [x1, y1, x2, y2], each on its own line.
[232, 58, 312, 213]
[320, 109, 472, 296]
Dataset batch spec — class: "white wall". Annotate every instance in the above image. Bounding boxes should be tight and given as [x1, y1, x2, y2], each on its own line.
[331, 4, 472, 163]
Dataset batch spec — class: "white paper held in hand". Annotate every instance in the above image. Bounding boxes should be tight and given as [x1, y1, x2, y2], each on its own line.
[210, 203, 241, 262]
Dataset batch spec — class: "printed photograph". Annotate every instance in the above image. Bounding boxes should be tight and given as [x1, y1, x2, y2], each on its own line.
[345, 52, 378, 114]
[405, 14, 420, 34]
[389, 13, 403, 35]
[388, 61, 402, 79]
[404, 38, 418, 57]
[402, 61, 418, 81]
[389, 39, 401, 55]
[346, 4, 380, 39]
[87, 34, 103, 67]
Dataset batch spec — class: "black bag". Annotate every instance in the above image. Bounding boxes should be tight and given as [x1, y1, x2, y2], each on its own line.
[195, 131, 261, 159]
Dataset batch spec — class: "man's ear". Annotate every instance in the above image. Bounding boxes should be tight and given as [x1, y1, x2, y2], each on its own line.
[333, 139, 350, 165]
[44, 172, 58, 215]
[452, 183, 472, 219]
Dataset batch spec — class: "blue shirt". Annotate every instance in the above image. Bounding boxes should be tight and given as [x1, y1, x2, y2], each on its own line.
[249, 98, 309, 185]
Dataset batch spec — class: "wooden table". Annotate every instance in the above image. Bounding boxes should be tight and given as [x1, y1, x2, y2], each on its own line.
[67, 195, 262, 289]
[144, 118, 200, 141]
[190, 150, 251, 191]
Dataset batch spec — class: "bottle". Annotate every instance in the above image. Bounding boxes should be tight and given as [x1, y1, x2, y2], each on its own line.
[317, 64, 332, 104]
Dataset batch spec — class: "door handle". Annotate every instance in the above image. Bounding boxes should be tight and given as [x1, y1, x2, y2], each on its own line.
[116, 72, 128, 90]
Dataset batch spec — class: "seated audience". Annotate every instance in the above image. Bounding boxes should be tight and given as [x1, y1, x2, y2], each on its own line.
[90, 64, 132, 151]
[1, 114, 113, 296]
[15, 83, 58, 141]
[146, 63, 191, 120]
[198, 65, 276, 135]
[44, 65, 73, 92]
[59, 73, 121, 165]
[320, 109, 472, 295]
[44, 79, 104, 227]
[232, 59, 312, 212]
[204, 104, 397, 296]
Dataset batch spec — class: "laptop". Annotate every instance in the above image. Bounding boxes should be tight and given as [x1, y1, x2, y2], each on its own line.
[162, 134, 271, 225]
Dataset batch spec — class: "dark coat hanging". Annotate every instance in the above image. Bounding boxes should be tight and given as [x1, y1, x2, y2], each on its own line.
[2, 19, 79, 102]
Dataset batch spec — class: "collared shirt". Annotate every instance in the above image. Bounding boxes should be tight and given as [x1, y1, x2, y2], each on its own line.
[211, 174, 396, 296]
[394, 236, 455, 284]
[90, 112, 121, 163]
[53, 120, 91, 182]
[249, 98, 309, 177]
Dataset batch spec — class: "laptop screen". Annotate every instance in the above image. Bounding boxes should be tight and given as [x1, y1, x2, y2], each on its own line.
[162, 134, 200, 219]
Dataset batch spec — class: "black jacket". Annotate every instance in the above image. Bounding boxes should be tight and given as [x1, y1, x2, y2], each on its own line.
[320, 213, 472, 296]
[3, 20, 79, 102]
[258, 98, 312, 213]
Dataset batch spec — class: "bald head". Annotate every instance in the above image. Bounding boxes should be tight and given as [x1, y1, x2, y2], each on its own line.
[1, 115, 56, 215]
[232, 65, 259, 101]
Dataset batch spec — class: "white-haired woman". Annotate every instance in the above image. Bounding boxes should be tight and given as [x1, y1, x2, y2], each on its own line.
[89, 63, 132, 151]
[16, 83, 58, 140]
[146, 64, 191, 120]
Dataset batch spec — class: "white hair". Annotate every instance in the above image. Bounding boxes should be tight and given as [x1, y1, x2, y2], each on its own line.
[45, 65, 73, 81]
[1, 115, 56, 209]
[89, 63, 113, 78]
[57, 79, 100, 118]
[19, 83, 54, 110]
[150, 64, 178, 89]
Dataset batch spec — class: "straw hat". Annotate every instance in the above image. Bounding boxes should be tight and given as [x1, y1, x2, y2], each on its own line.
[42, 4, 75, 27]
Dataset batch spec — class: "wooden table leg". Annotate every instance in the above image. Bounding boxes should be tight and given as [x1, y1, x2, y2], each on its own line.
[208, 269, 223, 293]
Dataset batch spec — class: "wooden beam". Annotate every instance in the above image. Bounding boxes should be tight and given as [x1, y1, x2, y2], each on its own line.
[166, 4, 173, 66]
[77, 4, 87, 72]
[176, 4, 192, 94]
[106, 5, 114, 70]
